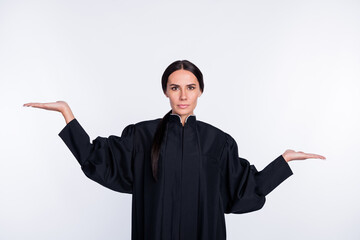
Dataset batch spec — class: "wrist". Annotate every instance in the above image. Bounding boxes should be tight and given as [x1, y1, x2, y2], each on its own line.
[282, 154, 290, 162]
[61, 107, 75, 124]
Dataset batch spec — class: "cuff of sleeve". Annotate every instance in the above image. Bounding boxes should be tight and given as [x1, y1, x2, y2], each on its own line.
[276, 154, 293, 177]
[58, 118, 91, 165]
[259, 154, 293, 196]
[58, 118, 78, 137]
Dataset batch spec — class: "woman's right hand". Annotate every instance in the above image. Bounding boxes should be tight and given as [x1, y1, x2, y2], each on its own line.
[23, 101, 75, 124]
[23, 101, 69, 112]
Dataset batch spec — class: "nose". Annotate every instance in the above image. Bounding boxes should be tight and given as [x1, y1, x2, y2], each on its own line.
[180, 89, 187, 100]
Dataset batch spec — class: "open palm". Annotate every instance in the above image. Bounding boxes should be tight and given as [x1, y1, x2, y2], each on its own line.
[23, 101, 69, 112]
[282, 149, 326, 162]
[23, 100, 75, 124]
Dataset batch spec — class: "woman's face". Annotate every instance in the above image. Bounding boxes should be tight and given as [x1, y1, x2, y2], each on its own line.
[165, 69, 202, 120]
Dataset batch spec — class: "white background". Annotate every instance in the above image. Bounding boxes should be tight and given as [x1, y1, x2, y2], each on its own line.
[1, 0, 359, 239]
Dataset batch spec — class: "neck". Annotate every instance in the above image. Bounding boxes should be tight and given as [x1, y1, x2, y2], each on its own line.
[171, 111, 194, 126]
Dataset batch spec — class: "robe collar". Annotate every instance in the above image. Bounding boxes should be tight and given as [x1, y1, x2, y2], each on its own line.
[169, 112, 196, 126]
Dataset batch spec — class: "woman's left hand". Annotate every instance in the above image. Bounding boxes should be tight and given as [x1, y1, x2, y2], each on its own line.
[282, 149, 326, 162]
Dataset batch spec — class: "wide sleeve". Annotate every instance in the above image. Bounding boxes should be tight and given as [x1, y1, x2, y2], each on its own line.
[219, 134, 293, 214]
[58, 118, 135, 194]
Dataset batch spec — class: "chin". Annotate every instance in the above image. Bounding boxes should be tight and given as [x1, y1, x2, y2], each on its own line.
[176, 108, 193, 115]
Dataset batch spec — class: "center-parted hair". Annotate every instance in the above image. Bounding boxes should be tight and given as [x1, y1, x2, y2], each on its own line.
[151, 60, 204, 181]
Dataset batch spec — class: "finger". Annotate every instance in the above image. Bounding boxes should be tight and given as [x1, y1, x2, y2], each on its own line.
[23, 103, 36, 107]
[305, 153, 326, 160]
[25, 103, 42, 108]
[23, 103, 47, 109]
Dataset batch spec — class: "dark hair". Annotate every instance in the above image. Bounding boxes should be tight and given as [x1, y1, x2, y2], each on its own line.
[151, 60, 204, 181]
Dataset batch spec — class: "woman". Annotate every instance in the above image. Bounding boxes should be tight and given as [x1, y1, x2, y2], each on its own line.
[23, 60, 325, 240]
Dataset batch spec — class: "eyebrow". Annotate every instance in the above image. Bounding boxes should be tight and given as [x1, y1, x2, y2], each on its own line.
[169, 84, 197, 87]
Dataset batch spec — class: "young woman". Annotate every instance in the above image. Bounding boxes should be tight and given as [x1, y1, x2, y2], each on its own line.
[23, 60, 325, 240]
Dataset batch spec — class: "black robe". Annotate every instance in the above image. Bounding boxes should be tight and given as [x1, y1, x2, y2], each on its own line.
[58, 113, 293, 240]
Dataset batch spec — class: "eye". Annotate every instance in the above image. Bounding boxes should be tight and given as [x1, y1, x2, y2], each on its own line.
[188, 86, 195, 90]
[171, 86, 178, 91]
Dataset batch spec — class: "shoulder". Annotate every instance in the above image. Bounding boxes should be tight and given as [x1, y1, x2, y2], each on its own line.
[197, 120, 232, 138]
[197, 120, 237, 147]
[197, 120, 224, 133]
[134, 118, 161, 129]
[118, 118, 160, 135]
[126, 118, 162, 138]
[196, 120, 234, 147]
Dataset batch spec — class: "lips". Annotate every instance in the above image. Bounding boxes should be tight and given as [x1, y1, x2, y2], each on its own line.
[178, 104, 189, 109]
